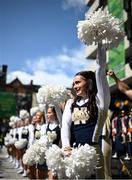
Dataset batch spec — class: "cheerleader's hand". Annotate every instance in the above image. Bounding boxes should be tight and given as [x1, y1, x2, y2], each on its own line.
[63, 146, 72, 156]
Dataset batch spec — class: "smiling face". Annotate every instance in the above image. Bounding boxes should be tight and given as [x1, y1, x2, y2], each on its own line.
[35, 111, 44, 123]
[73, 75, 87, 97]
[31, 115, 36, 125]
[24, 118, 30, 126]
[47, 107, 56, 123]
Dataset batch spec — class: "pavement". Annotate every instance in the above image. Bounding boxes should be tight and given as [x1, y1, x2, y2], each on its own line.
[0, 146, 132, 179]
[0, 147, 28, 179]
[111, 157, 132, 179]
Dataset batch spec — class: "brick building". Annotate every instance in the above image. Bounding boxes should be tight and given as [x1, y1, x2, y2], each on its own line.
[0, 65, 40, 119]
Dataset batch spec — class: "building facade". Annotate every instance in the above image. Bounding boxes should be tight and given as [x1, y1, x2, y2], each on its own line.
[0, 65, 40, 119]
[84, 0, 132, 111]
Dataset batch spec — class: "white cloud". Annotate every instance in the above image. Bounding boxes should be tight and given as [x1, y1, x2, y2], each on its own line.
[7, 70, 72, 87]
[7, 71, 33, 84]
[7, 46, 96, 87]
[62, 0, 85, 11]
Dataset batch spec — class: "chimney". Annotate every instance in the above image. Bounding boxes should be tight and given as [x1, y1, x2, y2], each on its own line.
[0, 65, 7, 85]
[30, 80, 33, 85]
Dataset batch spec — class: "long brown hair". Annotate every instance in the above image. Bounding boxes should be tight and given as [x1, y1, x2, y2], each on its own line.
[71, 71, 98, 116]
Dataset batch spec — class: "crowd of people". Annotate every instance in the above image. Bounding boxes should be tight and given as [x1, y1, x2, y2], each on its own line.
[111, 109, 132, 160]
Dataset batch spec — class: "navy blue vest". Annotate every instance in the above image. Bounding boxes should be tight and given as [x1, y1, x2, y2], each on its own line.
[46, 124, 60, 146]
[21, 128, 29, 140]
[70, 102, 97, 147]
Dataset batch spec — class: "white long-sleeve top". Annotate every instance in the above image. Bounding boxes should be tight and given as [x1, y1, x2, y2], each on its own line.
[61, 45, 110, 148]
[28, 124, 35, 147]
[18, 126, 23, 140]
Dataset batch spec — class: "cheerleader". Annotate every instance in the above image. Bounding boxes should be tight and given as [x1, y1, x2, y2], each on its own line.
[26, 107, 39, 180]
[61, 44, 110, 179]
[19, 110, 30, 177]
[35, 108, 48, 180]
[12, 117, 21, 170]
[16, 118, 25, 174]
[46, 104, 61, 180]
[6, 117, 15, 163]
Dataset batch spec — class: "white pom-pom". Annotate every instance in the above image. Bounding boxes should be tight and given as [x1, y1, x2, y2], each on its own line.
[45, 144, 96, 179]
[9, 121, 14, 127]
[19, 109, 29, 120]
[36, 85, 68, 105]
[23, 136, 50, 166]
[4, 133, 12, 146]
[9, 116, 20, 126]
[30, 106, 39, 117]
[23, 147, 36, 166]
[39, 104, 46, 113]
[14, 116, 21, 123]
[64, 144, 96, 179]
[10, 115, 16, 122]
[9, 137, 17, 145]
[14, 139, 28, 149]
[77, 7, 124, 49]
[45, 144, 65, 178]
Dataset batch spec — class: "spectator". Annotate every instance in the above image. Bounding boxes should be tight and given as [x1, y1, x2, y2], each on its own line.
[107, 70, 132, 100]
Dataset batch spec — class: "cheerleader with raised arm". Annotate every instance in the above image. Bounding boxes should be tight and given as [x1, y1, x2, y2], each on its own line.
[61, 44, 110, 179]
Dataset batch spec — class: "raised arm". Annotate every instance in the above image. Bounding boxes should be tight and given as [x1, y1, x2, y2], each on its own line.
[107, 70, 132, 100]
[92, 44, 110, 142]
[96, 44, 110, 110]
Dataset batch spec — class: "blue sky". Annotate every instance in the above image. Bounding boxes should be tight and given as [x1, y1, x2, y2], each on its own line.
[0, 0, 95, 87]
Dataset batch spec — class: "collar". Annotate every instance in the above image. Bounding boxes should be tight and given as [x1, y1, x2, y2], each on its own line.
[76, 98, 89, 106]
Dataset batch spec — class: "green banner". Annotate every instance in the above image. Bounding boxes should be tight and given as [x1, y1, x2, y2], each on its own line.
[108, 0, 125, 85]
[0, 91, 17, 118]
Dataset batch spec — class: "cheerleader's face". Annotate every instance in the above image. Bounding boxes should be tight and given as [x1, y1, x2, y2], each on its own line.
[47, 108, 56, 122]
[20, 120, 24, 127]
[17, 121, 21, 127]
[35, 111, 43, 123]
[24, 118, 30, 126]
[31, 115, 36, 125]
[73, 75, 87, 97]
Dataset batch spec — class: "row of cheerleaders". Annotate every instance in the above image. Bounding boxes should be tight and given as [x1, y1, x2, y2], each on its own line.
[4, 104, 66, 179]
[4, 94, 98, 180]
[4, 96, 132, 179]
[111, 109, 132, 159]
